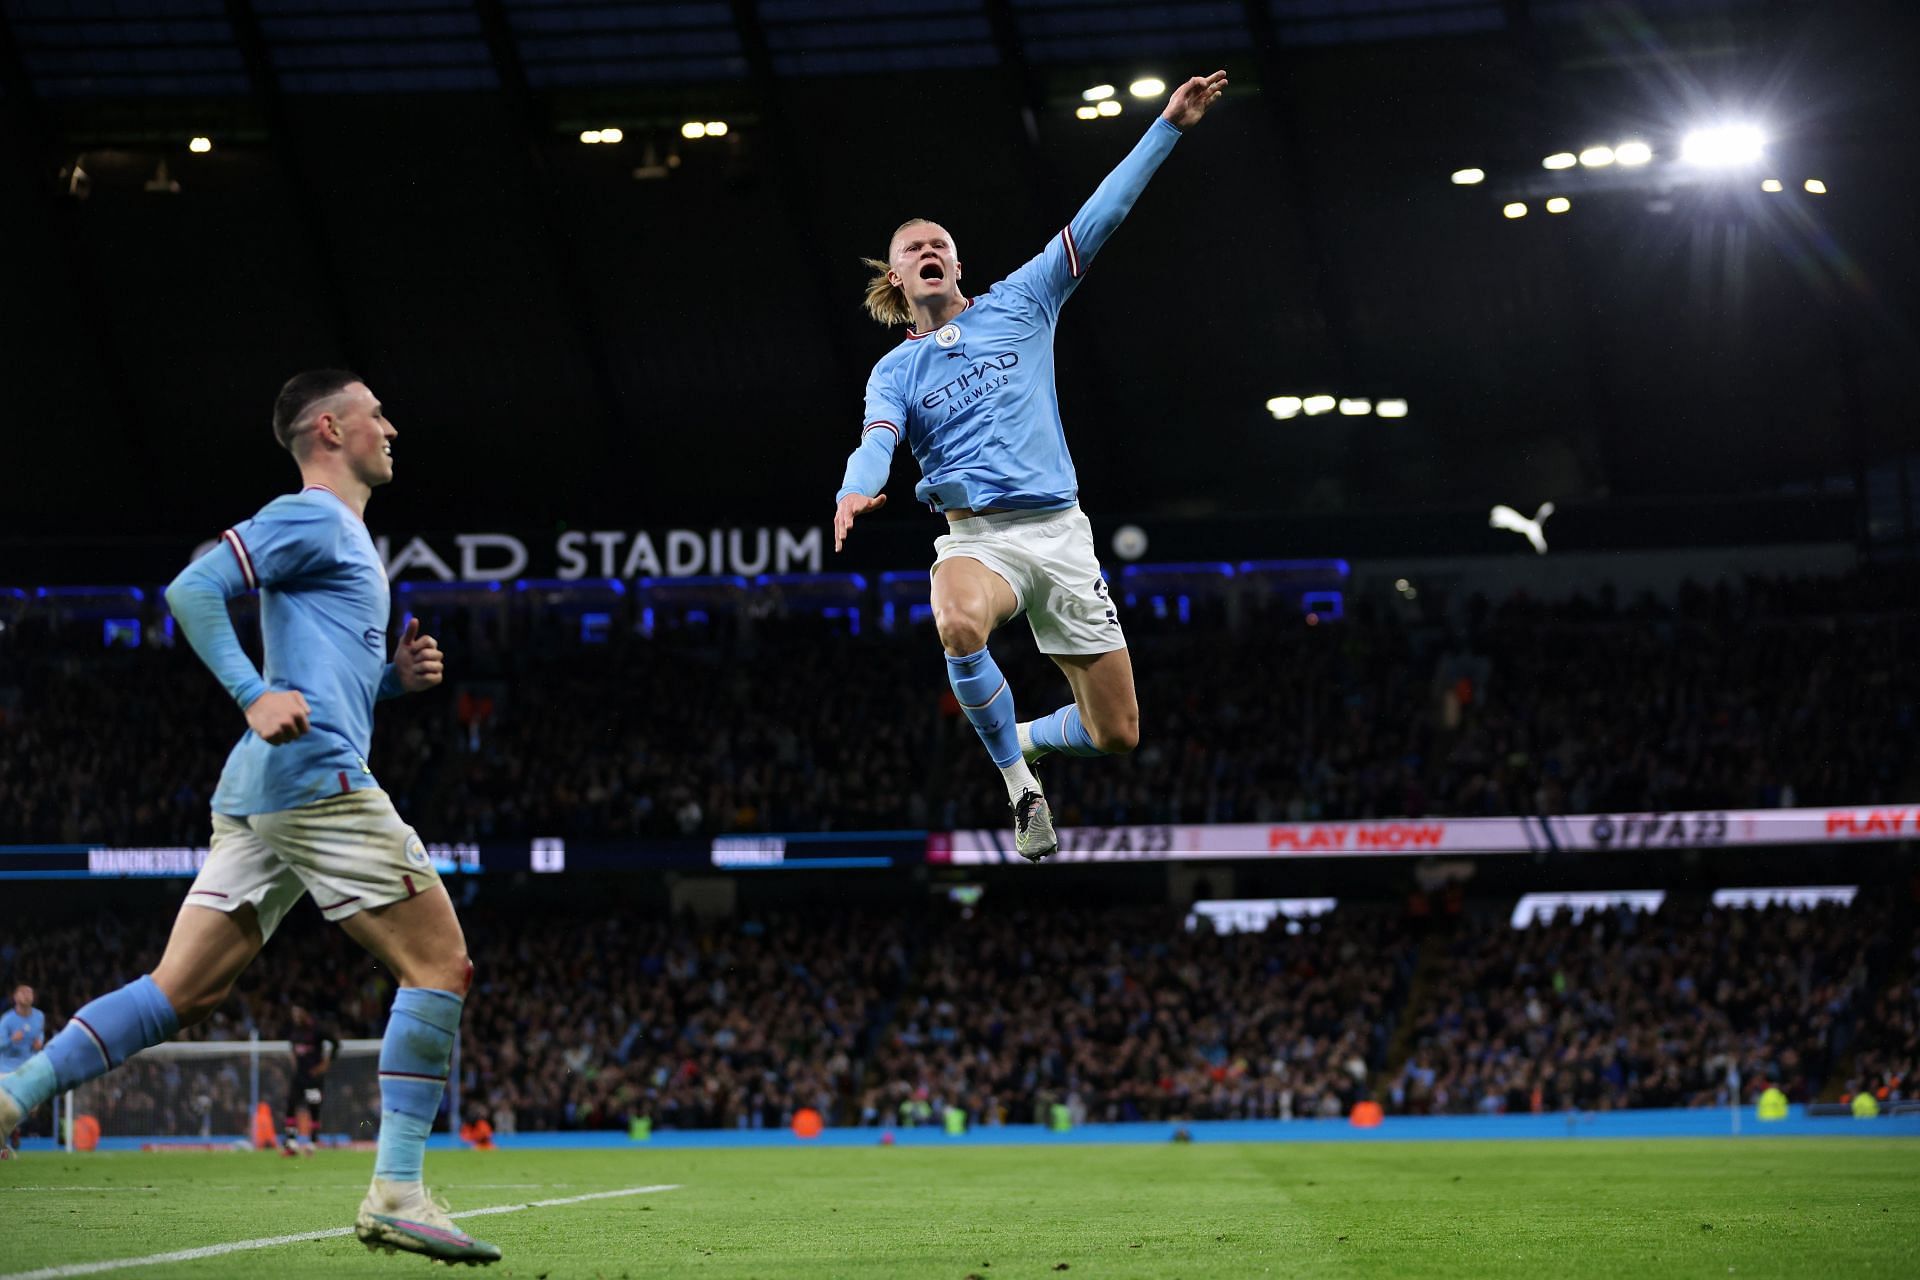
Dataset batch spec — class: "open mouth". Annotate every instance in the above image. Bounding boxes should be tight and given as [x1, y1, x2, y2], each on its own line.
[918, 261, 945, 283]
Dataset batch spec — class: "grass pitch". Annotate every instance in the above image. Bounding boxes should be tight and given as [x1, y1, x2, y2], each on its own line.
[2, 1138, 1916, 1279]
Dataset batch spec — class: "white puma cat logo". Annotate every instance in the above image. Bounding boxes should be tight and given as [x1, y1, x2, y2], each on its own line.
[1489, 501, 1555, 555]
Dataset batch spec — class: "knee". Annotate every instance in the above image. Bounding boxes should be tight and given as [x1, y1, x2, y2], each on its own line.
[1091, 717, 1140, 756]
[934, 604, 990, 657]
[410, 948, 471, 996]
[164, 980, 235, 1030]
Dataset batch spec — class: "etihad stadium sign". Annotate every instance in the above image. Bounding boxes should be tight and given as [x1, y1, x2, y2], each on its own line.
[194, 526, 826, 582]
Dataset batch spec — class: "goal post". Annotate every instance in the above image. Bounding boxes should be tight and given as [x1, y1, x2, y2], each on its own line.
[64, 1036, 386, 1150]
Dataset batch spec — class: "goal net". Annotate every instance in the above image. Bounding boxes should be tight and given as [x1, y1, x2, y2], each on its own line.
[65, 1038, 387, 1148]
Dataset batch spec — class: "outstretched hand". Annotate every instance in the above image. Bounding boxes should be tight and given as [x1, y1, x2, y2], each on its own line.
[392, 617, 445, 693]
[1163, 70, 1228, 129]
[833, 492, 887, 553]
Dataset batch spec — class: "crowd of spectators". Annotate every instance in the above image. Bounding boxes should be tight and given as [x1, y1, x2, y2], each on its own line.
[863, 907, 1415, 1127]
[3, 893, 1910, 1136]
[2, 570, 1913, 843]
[1392, 902, 1896, 1115]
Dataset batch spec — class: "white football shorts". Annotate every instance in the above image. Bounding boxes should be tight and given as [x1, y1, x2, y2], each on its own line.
[188, 790, 440, 941]
[931, 505, 1126, 656]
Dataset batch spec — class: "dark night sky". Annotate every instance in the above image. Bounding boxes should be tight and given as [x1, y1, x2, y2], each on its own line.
[2, 0, 1915, 543]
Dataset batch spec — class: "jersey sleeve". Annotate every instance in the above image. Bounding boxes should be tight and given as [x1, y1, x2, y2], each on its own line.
[219, 498, 342, 592]
[836, 365, 908, 502]
[1001, 115, 1185, 320]
[164, 498, 341, 710]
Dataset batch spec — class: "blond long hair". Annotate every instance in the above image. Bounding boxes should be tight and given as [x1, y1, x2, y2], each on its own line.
[862, 218, 943, 327]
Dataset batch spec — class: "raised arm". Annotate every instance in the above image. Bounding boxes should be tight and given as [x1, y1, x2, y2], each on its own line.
[1006, 70, 1228, 315]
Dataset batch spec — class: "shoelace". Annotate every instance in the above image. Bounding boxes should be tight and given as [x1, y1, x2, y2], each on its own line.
[1015, 791, 1039, 832]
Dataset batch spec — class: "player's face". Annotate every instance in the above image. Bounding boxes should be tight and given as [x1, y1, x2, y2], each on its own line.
[325, 382, 398, 488]
[889, 222, 961, 311]
[12, 986, 29, 1012]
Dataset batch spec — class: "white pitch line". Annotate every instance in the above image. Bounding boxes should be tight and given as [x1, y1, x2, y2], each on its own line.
[0, 1183, 681, 1280]
[0, 1183, 562, 1193]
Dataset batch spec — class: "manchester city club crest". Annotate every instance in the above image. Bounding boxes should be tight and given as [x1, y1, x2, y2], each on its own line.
[935, 324, 961, 348]
[404, 833, 430, 869]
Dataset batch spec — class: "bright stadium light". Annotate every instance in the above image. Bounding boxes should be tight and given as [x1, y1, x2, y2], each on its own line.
[1302, 395, 1336, 416]
[704, 121, 728, 137]
[579, 130, 603, 144]
[1680, 124, 1765, 167]
[1075, 105, 1099, 121]
[1503, 202, 1528, 219]
[1083, 84, 1115, 102]
[1546, 196, 1571, 214]
[1614, 140, 1652, 166]
[1543, 152, 1576, 170]
[1096, 100, 1121, 118]
[1761, 178, 1784, 192]
[599, 127, 624, 144]
[1450, 168, 1485, 185]
[1579, 145, 1615, 167]
[188, 136, 212, 154]
[1804, 178, 1827, 195]
[681, 121, 708, 139]
[1376, 399, 1408, 418]
[1266, 396, 1303, 420]
[1339, 398, 1373, 416]
[1129, 77, 1166, 98]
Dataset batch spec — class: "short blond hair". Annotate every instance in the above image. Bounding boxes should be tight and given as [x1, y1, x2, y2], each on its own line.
[862, 218, 943, 327]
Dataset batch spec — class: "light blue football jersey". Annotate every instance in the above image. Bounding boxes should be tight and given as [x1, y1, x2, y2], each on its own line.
[166, 486, 401, 816]
[840, 117, 1185, 513]
[0, 1007, 45, 1070]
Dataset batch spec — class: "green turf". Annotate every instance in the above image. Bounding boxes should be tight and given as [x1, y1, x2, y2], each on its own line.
[2, 1139, 1916, 1279]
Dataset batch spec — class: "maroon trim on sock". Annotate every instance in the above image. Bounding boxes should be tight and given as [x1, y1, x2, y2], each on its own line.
[71, 1016, 112, 1067]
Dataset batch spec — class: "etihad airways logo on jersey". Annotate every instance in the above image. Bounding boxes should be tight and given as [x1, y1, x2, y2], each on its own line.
[921, 351, 1020, 418]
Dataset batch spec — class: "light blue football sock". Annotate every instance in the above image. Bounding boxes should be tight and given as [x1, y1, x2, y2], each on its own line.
[2, 976, 179, 1114]
[375, 987, 463, 1183]
[948, 647, 1042, 801]
[1028, 703, 1106, 757]
[946, 647, 1022, 770]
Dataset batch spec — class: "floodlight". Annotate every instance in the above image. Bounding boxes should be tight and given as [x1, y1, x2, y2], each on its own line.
[1096, 100, 1121, 117]
[580, 130, 603, 144]
[1266, 396, 1303, 419]
[1579, 145, 1615, 167]
[1503, 202, 1528, 219]
[188, 137, 212, 154]
[1804, 178, 1827, 195]
[1376, 399, 1408, 418]
[1129, 78, 1165, 98]
[1680, 124, 1765, 167]
[1546, 197, 1570, 214]
[1302, 395, 1336, 416]
[681, 122, 707, 139]
[1338, 398, 1372, 416]
[1543, 153, 1576, 170]
[704, 122, 728, 137]
[1083, 84, 1115, 102]
[600, 127, 624, 144]
[1761, 178, 1783, 192]
[1451, 168, 1485, 185]
[1076, 106, 1099, 121]
[1614, 140, 1652, 166]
